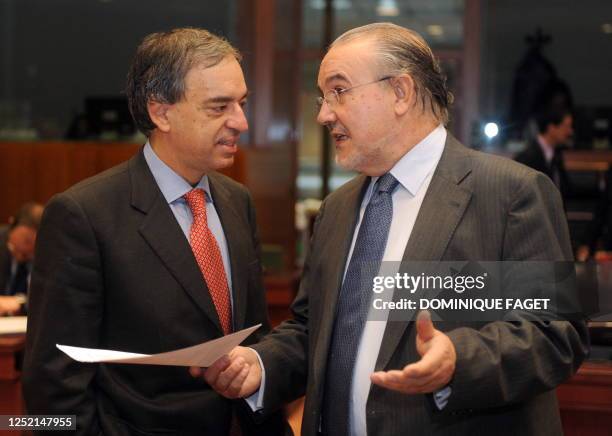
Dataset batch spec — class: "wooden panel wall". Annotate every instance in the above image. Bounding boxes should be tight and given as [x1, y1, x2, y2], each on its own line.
[0, 141, 293, 271]
[240, 145, 296, 270]
[0, 141, 138, 222]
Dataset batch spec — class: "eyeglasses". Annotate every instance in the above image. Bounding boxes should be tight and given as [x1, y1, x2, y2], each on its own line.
[316, 76, 393, 109]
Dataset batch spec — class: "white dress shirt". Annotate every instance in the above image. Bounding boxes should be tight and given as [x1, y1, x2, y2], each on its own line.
[537, 135, 554, 165]
[143, 142, 233, 298]
[348, 125, 448, 435]
[256, 126, 450, 425]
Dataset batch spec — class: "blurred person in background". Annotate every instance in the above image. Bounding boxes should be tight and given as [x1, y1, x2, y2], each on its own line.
[515, 104, 574, 197]
[0, 201, 44, 315]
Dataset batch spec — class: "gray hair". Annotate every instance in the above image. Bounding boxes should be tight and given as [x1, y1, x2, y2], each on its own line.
[126, 27, 241, 136]
[332, 23, 452, 125]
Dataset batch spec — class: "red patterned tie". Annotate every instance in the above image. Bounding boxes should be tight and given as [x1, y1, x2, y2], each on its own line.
[184, 188, 233, 335]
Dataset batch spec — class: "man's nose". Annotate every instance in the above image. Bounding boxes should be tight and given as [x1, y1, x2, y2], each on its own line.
[317, 101, 337, 126]
[227, 103, 249, 133]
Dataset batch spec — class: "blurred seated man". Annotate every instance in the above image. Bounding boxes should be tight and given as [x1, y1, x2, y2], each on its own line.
[515, 104, 574, 198]
[0, 202, 44, 315]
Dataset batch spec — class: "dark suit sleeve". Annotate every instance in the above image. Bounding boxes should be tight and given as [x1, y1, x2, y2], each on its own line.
[442, 172, 589, 412]
[23, 193, 103, 435]
[245, 190, 273, 337]
[236, 189, 291, 435]
[248, 202, 325, 415]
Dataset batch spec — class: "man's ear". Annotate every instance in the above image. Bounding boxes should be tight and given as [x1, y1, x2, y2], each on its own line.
[392, 74, 415, 117]
[147, 100, 172, 133]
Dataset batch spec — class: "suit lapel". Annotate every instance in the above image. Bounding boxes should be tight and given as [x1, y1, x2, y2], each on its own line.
[375, 135, 473, 371]
[129, 151, 224, 335]
[208, 174, 251, 331]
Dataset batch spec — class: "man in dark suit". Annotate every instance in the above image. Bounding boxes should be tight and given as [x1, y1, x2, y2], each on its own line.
[515, 106, 602, 261]
[203, 23, 588, 435]
[23, 28, 286, 435]
[514, 105, 574, 198]
[0, 202, 44, 315]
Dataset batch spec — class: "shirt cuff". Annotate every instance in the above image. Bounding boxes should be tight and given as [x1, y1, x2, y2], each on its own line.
[433, 386, 451, 410]
[243, 348, 266, 411]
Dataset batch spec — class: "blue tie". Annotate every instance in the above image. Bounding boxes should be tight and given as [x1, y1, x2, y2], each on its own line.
[322, 173, 399, 436]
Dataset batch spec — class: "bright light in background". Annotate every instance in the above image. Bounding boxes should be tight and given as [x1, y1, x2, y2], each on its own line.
[427, 25, 444, 37]
[484, 122, 499, 139]
[602, 23, 612, 34]
[377, 0, 399, 17]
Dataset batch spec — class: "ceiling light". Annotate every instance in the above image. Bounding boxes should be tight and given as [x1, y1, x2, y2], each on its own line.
[377, 0, 399, 17]
[484, 122, 499, 139]
[427, 25, 444, 37]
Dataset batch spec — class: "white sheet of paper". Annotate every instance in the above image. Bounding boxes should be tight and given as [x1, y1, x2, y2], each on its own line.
[57, 324, 261, 367]
[0, 316, 27, 334]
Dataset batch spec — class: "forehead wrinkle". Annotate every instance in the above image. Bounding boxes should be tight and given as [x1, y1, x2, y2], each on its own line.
[319, 42, 382, 90]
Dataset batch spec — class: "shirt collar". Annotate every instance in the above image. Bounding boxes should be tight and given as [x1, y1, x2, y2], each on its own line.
[143, 142, 212, 204]
[537, 134, 554, 163]
[373, 124, 446, 196]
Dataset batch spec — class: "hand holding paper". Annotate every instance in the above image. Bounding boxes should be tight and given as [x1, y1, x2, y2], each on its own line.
[191, 346, 263, 399]
[57, 324, 261, 367]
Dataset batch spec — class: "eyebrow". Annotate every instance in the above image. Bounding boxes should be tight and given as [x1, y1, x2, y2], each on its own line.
[318, 73, 350, 93]
[324, 73, 349, 87]
[205, 91, 250, 104]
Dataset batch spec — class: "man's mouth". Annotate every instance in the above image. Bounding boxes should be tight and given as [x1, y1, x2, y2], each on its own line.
[216, 137, 238, 147]
[331, 132, 349, 143]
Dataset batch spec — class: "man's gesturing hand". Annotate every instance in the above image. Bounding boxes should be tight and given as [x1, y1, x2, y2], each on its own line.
[370, 310, 456, 394]
[190, 346, 262, 399]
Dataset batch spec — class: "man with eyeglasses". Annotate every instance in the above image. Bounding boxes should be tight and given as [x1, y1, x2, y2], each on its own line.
[202, 23, 588, 435]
